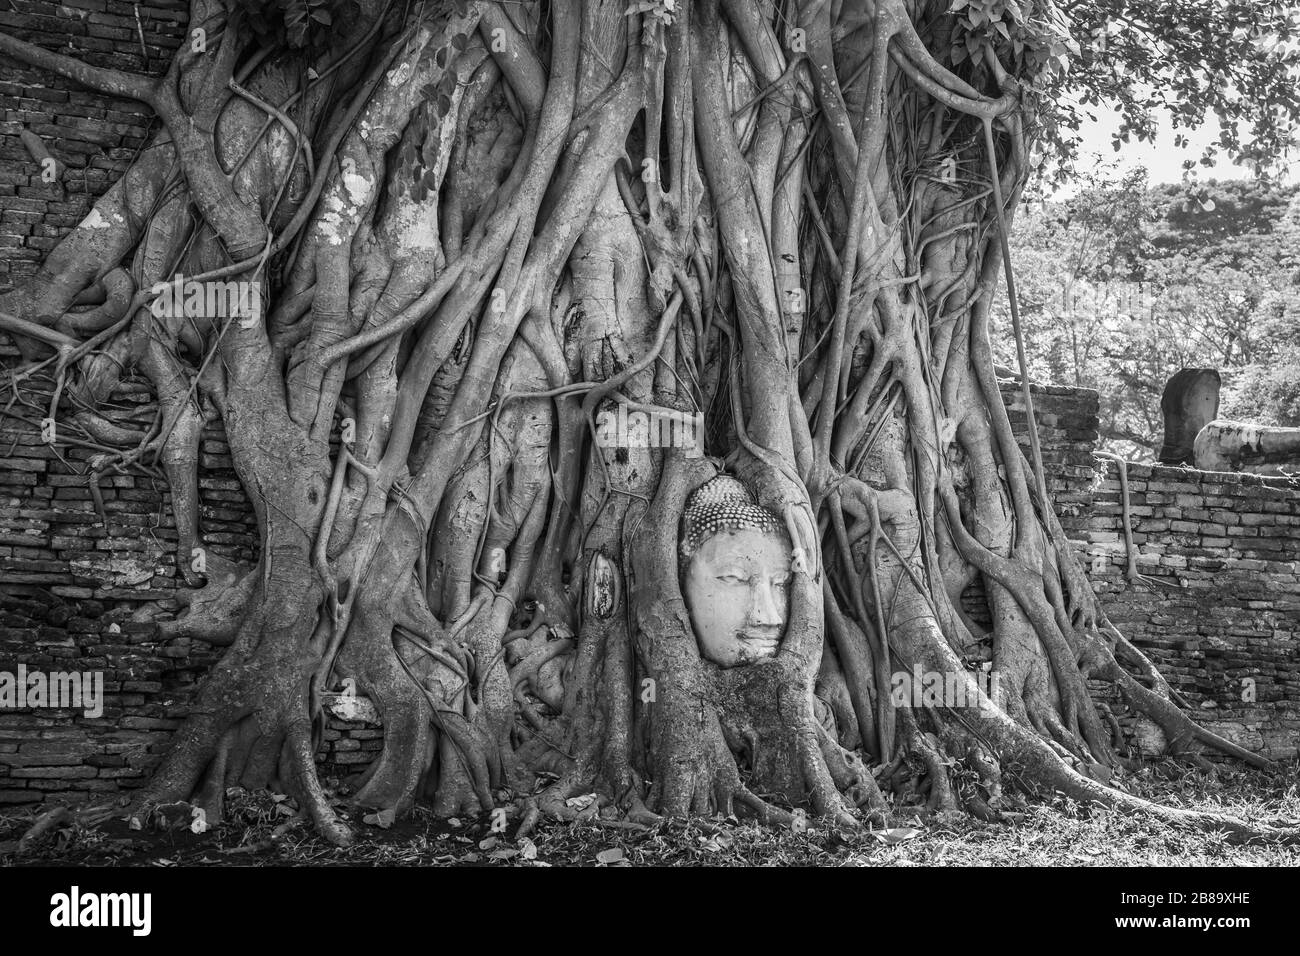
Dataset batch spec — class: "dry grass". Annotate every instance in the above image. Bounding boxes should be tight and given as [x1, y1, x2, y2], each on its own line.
[2, 760, 1298, 867]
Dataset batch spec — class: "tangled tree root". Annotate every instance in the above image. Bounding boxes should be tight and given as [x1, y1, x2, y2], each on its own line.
[3, 0, 1295, 851]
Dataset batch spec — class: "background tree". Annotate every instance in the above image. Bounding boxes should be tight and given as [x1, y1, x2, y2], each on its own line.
[1221, 283, 1300, 426]
[990, 165, 1151, 388]
[1209, 187, 1300, 425]
[1, 0, 1298, 844]
[999, 174, 1299, 457]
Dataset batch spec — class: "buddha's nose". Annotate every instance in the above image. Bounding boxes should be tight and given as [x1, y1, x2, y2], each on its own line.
[749, 582, 783, 628]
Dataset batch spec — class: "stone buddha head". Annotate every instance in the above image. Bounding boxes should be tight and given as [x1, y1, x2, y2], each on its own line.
[680, 476, 793, 668]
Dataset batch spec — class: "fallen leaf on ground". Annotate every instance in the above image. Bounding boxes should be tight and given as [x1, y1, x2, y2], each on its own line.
[363, 809, 395, 829]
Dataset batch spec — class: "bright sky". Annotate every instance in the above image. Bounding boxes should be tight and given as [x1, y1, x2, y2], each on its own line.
[1074, 106, 1298, 188]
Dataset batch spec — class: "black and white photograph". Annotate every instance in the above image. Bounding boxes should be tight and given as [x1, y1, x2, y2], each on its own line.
[0, 0, 1296, 934]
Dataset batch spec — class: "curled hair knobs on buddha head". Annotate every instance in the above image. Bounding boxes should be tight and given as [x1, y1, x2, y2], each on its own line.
[680, 475, 788, 561]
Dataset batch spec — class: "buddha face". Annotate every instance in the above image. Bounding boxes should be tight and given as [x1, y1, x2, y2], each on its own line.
[684, 527, 792, 668]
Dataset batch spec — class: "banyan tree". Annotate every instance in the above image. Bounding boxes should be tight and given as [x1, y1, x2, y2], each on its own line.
[1, 0, 1297, 844]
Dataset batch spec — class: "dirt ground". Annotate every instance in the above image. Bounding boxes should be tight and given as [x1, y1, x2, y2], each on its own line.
[2, 761, 1298, 867]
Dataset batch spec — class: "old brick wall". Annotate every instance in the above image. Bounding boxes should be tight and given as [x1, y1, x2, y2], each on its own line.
[0, 372, 255, 804]
[1085, 463, 1300, 758]
[1000, 381, 1100, 539]
[1000, 383, 1300, 760]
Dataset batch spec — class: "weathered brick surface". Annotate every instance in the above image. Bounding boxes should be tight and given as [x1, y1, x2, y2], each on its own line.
[0, 373, 256, 805]
[993, 382, 1300, 761]
[1000, 381, 1101, 540]
[1084, 460, 1300, 759]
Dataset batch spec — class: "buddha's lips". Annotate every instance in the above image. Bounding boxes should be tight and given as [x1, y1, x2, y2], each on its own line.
[738, 631, 780, 651]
